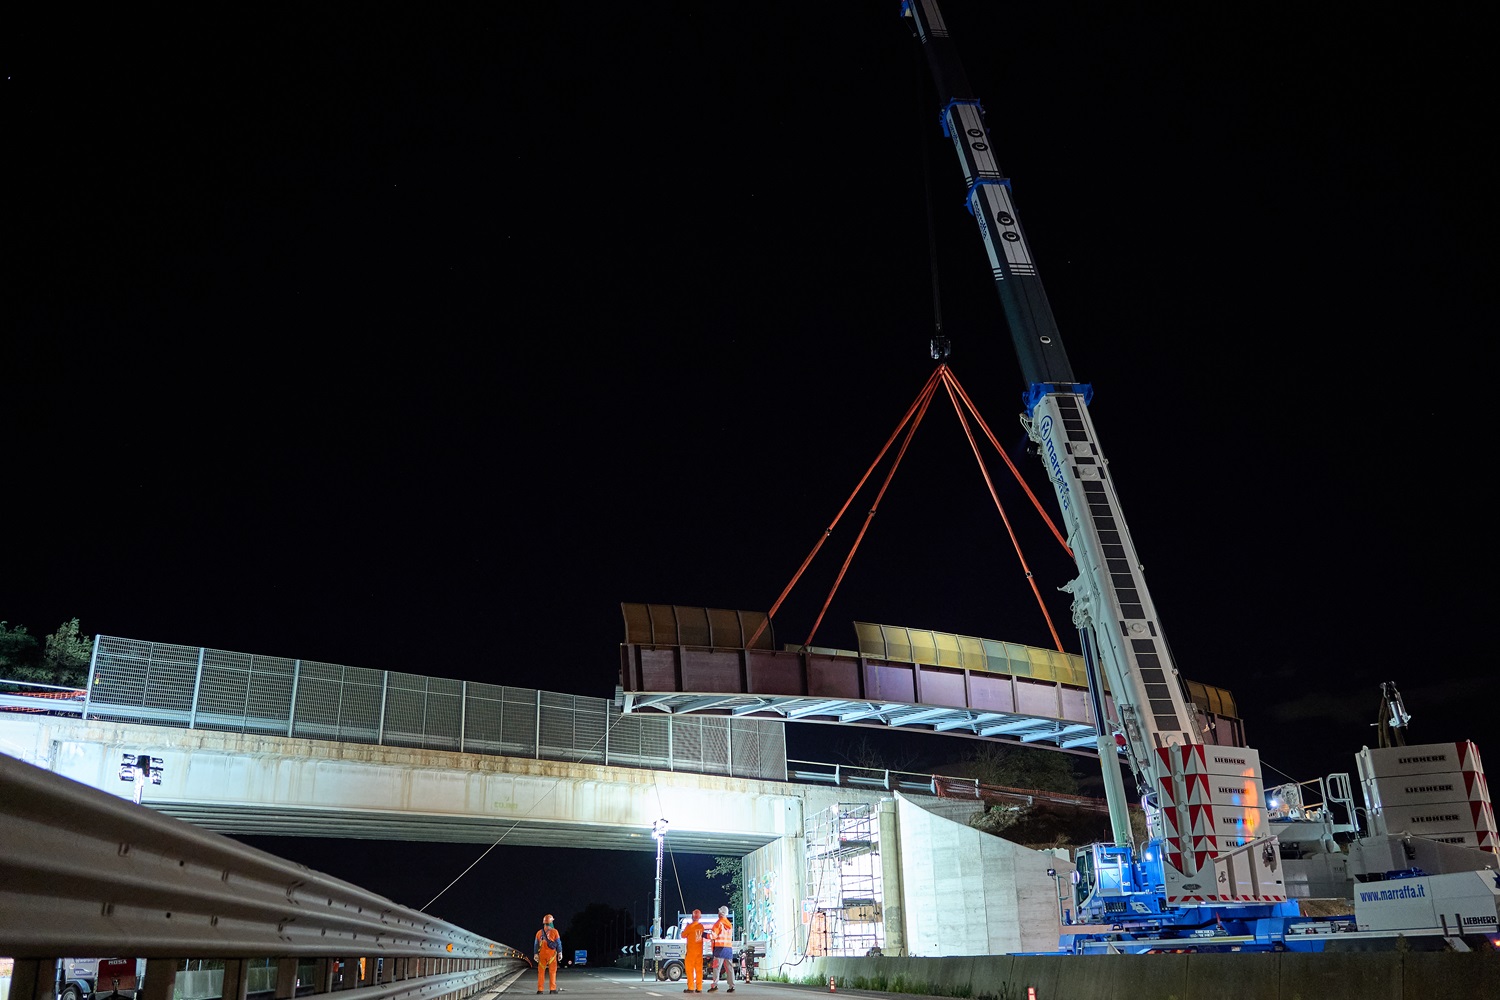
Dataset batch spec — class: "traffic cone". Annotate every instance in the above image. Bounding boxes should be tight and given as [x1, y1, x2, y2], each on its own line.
[828, 977, 837, 993]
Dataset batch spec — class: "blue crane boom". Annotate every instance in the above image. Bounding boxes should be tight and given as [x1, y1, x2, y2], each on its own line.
[901, 0, 1292, 941]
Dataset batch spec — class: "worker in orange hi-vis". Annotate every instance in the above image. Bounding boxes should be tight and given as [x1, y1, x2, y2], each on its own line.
[534, 914, 563, 994]
[682, 909, 706, 993]
[706, 906, 735, 993]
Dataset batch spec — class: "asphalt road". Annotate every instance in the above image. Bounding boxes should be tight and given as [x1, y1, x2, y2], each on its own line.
[500, 968, 844, 1000]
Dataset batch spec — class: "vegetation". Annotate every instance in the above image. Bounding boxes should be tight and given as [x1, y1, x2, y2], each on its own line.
[706, 855, 744, 929]
[950, 741, 1080, 794]
[941, 741, 1153, 850]
[0, 618, 92, 687]
[833, 733, 926, 773]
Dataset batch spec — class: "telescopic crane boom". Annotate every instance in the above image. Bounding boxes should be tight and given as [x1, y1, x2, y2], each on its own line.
[902, 0, 1287, 926]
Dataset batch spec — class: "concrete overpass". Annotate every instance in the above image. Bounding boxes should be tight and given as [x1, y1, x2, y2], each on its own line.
[0, 711, 870, 855]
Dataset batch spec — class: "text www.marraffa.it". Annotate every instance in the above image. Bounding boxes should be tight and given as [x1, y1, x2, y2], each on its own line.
[1358, 884, 1427, 902]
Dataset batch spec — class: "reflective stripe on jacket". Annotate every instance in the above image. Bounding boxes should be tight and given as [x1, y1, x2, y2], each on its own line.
[711, 917, 733, 948]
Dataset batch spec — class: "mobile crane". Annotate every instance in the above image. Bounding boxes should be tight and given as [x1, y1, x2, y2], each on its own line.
[902, 0, 1298, 951]
[902, 0, 1500, 954]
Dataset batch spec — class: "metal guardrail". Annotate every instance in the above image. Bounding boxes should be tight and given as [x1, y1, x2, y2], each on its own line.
[783, 760, 1111, 813]
[785, 760, 949, 795]
[0, 753, 527, 999]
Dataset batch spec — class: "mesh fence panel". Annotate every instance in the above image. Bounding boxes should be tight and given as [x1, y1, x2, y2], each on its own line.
[290, 661, 382, 743]
[383, 673, 463, 750]
[195, 649, 297, 734]
[90, 637, 198, 722]
[80, 637, 786, 778]
[608, 712, 672, 768]
[464, 683, 538, 756]
[539, 691, 607, 764]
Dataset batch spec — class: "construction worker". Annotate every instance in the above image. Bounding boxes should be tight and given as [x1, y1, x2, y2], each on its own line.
[534, 914, 563, 994]
[706, 905, 735, 993]
[682, 909, 705, 994]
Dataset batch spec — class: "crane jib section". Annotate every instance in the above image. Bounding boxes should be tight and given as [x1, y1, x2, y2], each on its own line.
[1025, 392, 1197, 764]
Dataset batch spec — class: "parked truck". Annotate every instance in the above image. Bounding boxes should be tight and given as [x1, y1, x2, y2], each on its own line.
[57, 959, 145, 1000]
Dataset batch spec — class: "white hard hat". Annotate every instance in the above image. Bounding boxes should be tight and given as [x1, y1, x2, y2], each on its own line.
[718, 905, 729, 916]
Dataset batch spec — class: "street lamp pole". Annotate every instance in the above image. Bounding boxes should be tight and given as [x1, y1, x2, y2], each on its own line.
[650, 818, 670, 980]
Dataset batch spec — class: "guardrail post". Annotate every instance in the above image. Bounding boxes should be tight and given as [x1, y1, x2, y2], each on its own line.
[378, 673, 389, 745]
[288, 660, 301, 737]
[313, 959, 334, 994]
[189, 646, 206, 729]
[82, 633, 101, 721]
[139, 960, 175, 1000]
[7, 959, 54, 1000]
[274, 958, 298, 999]
[221, 958, 249, 1000]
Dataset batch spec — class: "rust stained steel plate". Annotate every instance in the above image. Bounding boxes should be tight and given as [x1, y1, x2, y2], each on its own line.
[622, 603, 774, 649]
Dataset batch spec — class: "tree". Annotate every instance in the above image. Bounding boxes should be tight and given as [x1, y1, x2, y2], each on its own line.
[955, 742, 1080, 795]
[43, 618, 93, 686]
[832, 733, 925, 773]
[705, 856, 743, 931]
[0, 622, 41, 678]
[0, 619, 92, 687]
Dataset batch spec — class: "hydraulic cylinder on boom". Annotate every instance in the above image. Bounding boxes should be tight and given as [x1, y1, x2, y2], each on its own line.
[901, 0, 1290, 941]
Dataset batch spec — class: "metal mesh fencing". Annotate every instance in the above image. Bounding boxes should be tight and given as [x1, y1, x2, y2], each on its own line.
[82, 636, 786, 780]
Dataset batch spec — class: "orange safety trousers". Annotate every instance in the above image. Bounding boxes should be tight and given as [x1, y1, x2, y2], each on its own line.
[536, 951, 558, 992]
[686, 952, 703, 992]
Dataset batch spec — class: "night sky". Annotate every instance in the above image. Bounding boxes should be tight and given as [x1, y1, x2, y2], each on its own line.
[6, 2, 1494, 949]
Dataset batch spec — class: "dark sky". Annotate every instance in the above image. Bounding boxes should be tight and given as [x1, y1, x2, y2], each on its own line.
[6, 1, 1494, 947]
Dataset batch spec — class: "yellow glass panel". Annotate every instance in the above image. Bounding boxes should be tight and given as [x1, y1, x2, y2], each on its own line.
[1026, 646, 1060, 683]
[906, 628, 939, 665]
[931, 631, 963, 669]
[956, 633, 987, 672]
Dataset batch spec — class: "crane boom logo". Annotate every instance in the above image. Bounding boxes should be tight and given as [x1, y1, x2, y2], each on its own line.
[1037, 414, 1071, 511]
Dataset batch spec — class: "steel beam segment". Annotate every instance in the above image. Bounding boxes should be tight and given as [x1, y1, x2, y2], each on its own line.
[978, 717, 1050, 737]
[888, 707, 957, 727]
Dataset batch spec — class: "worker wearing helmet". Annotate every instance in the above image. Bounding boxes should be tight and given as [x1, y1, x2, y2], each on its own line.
[682, 909, 706, 993]
[706, 906, 735, 993]
[534, 914, 563, 994]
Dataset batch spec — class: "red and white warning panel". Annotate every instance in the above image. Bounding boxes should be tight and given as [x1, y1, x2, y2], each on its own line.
[1156, 744, 1287, 903]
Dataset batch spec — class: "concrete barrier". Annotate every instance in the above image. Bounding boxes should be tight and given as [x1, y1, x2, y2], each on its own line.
[1276, 951, 1402, 1000]
[802, 950, 1498, 1000]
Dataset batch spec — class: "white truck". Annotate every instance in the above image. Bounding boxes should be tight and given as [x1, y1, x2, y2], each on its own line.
[649, 913, 767, 983]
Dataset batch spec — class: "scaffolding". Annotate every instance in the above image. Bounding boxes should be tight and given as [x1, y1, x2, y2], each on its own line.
[803, 803, 884, 957]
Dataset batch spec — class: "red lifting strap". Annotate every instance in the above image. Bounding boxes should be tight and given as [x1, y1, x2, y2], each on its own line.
[750, 364, 1073, 653]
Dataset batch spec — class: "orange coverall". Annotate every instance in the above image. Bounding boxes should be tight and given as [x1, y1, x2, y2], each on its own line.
[535, 926, 562, 992]
[683, 918, 706, 992]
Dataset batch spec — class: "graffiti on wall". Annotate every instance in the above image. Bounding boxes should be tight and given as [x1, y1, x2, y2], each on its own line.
[743, 849, 780, 945]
